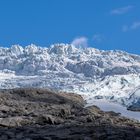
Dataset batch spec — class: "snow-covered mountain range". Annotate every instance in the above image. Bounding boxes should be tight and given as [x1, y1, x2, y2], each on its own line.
[0, 43, 140, 109]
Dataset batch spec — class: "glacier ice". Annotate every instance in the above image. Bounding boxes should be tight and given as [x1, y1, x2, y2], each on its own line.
[0, 44, 140, 108]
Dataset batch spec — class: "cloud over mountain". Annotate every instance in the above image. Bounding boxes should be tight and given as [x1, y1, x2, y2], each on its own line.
[71, 37, 88, 48]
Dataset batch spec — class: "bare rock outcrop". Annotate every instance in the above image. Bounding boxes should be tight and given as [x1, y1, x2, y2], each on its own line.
[0, 88, 139, 139]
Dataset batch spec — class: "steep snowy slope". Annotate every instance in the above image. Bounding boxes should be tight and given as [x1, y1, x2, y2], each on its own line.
[0, 43, 140, 109]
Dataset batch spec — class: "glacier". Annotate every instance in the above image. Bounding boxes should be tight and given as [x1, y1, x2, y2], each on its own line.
[0, 43, 140, 113]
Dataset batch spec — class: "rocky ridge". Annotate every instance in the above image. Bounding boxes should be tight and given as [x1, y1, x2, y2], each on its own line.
[0, 88, 139, 139]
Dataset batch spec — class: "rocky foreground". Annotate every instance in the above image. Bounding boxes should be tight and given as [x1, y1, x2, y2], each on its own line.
[0, 89, 139, 140]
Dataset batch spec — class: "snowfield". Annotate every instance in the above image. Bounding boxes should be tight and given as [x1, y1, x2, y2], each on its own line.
[85, 99, 140, 121]
[0, 43, 140, 120]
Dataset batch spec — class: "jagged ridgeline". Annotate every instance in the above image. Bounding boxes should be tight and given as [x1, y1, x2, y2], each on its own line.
[0, 44, 140, 109]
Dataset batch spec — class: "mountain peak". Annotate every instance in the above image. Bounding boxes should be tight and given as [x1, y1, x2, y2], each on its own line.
[10, 45, 24, 56]
[0, 44, 140, 111]
[48, 43, 78, 55]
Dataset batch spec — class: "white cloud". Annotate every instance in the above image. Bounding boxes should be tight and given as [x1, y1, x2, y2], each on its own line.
[71, 37, 88, 48]
[122, 21, 140, 32]
[131, 22, 140, 30]
[110, 5, 134, 15]
[93, 34, 103, 43]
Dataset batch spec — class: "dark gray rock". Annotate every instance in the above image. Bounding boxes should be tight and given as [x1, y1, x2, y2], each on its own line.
[127, 103, 140, 111]
[0, 88, 138, 139]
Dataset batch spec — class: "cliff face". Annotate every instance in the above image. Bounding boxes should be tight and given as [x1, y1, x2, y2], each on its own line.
[0, 88, 139, 139]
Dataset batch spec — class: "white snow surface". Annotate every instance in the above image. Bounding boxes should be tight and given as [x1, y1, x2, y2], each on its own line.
[0, 44, 140, 111]
[85, 99, 140, 121]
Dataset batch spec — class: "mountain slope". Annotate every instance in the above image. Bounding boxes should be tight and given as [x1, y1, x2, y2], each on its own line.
[0, 44, 140, 110]
[0, 88, 139, 139]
